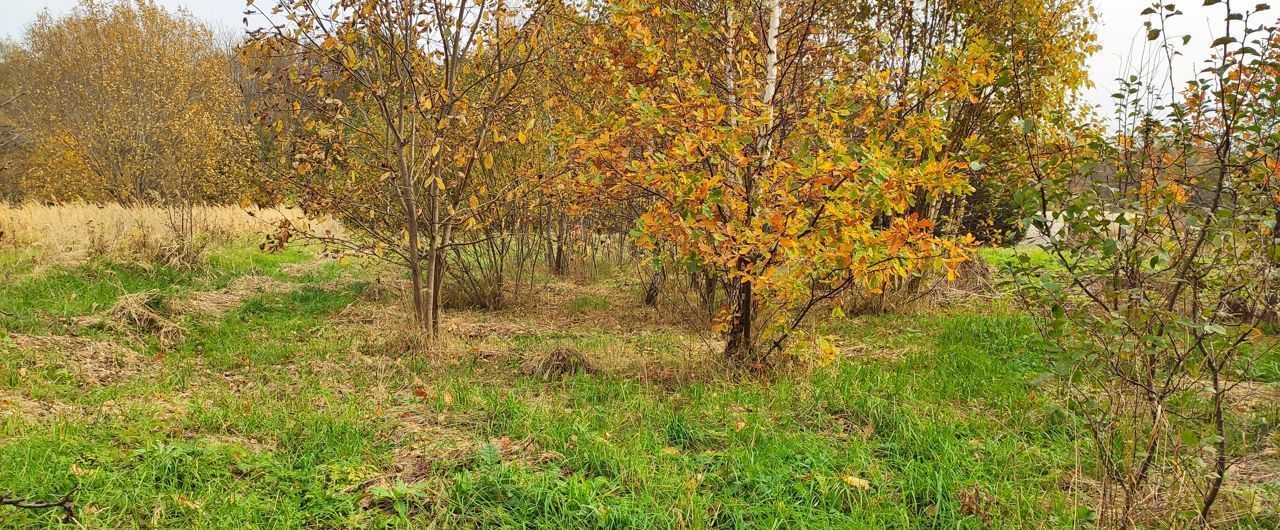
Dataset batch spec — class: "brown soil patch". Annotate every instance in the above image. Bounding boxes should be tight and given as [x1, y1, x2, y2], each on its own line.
[9, 333, 150, 385]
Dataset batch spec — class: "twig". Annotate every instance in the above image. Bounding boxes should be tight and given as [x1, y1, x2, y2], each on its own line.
[0, 487, 77, 523]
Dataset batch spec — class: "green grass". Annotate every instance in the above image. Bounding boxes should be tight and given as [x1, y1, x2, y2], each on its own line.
[0, 241, 1273, 528]
[978, 246, 1056, 273]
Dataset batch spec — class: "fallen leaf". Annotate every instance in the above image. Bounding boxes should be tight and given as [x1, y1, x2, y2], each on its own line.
[842, 475, 871, 491]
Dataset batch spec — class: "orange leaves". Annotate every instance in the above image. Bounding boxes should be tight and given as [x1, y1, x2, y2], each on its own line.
[574, 0, 979, 356]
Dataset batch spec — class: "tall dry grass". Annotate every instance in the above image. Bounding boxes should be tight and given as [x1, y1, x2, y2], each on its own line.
[0, 202, 340, 268]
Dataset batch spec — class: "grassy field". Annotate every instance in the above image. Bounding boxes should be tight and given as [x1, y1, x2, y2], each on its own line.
[0, 233, 1276, 528]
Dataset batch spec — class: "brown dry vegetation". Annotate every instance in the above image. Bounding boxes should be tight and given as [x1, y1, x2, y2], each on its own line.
[0, 203, 342, 269]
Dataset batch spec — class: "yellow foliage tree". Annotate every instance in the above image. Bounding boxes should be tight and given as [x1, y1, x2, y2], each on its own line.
[575, 0, 981, 363]
[9, 0, 244, 204]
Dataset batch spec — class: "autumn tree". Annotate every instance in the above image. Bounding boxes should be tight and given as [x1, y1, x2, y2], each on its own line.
[576, 0, 974, 364]
[0, 42, 20, 203]
[838, 0, 1097, 243]
[244, 0, 556, 337]
[7, 0, 244, 204]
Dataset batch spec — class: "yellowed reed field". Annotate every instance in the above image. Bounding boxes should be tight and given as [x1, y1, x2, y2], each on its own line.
[0, 203, 338, 266]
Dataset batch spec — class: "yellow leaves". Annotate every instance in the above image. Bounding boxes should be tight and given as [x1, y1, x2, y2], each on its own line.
[517, 131, 528, 145]
[1165, 182, 1190, 204]
[686, 474, 704, 490]
[483, 153, 495, 170]
[15, 0, 246, 202]
[70, 463, 92, 477]
[842, 475, 871, 491]
[816, 336, 839, 366]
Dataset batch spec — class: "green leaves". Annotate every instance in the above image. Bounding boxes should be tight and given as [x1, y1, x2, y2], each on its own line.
[1203, 323, 1227, 336]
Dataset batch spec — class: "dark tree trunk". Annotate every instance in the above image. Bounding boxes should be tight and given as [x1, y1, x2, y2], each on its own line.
[642, 267, 664, 306]
[723, 280, 755, 363]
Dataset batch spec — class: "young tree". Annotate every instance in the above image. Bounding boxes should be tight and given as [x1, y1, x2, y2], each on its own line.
[575, 0, 975, 364]
[244, 0, 555, 337]
[1010, 2, 1279, 525]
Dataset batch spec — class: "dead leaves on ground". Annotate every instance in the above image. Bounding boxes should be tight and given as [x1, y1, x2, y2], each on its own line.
[6, 333, 150, 385]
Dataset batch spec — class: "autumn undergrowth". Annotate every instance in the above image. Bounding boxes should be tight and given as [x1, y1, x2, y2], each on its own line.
[0, 241, 1274, 529]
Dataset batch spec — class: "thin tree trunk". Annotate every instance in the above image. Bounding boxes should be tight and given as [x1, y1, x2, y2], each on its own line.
[431, 224, 451, 336]
[396, 148, 429, 329]
[724, 280, 754, 361]
[1200, 363, 1228, 523]
[723, 0, 779, 365]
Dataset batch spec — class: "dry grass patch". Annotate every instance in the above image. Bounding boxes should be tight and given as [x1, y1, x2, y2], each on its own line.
[390, 414, 560, 484]
[844, 259, 1000, 316]
[178, 275, 294, 317]
[336, 300, 521, 362]
[0, 202, 344, 268]
[1224, 380, 1280, 414]
[0, 389, 78, 421]
[444, 313, 550, 340]
[278, 258, 338, 278]
[8, 333, 150, 385]
[839, 342, 921, 364]
[75, 290, 185, 345]
[521, 347, 596, 381]
[194, 434, 279, 454]
[522, 278, 692, 334]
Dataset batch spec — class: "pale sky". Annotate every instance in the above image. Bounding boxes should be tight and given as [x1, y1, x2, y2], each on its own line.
[0, 0, 253, 38]
[0, 0, 1243, 118]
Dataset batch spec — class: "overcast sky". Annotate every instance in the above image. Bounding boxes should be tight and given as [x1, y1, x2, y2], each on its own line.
[0, 0, 1239, 118]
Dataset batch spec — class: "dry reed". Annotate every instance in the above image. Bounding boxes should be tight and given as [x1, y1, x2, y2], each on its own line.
[0, 202, 342, 268]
